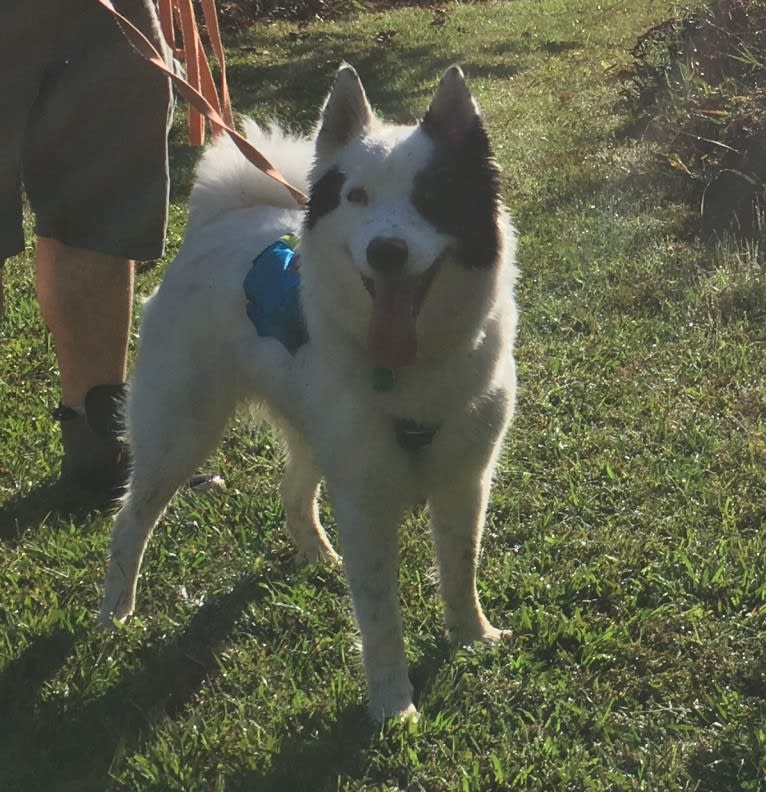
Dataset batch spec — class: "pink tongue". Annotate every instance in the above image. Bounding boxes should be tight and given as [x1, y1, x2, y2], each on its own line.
[367, 277, 419, 369]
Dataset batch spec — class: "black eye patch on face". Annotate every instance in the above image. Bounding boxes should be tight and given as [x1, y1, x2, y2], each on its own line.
[306, 168, 346, 229]
[414, 115, 501, 269]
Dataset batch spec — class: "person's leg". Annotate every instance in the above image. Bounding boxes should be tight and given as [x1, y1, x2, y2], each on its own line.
[35, 238, 133, 407]
[20, 1, 170, 497]
[34, 238, 134, 492]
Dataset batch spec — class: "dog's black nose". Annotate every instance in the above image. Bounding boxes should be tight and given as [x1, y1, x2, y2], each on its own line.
[367, 237, 408, 275]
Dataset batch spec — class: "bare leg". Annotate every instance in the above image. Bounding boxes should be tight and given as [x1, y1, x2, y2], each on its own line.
[35, 237, 133, 406]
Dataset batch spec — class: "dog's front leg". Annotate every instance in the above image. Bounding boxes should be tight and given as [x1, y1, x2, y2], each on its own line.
[332, 493, 415, 721]
[428, 471, 507, 645]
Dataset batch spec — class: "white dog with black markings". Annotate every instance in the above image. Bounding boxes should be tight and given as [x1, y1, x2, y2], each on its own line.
[100, 64, 518, 721]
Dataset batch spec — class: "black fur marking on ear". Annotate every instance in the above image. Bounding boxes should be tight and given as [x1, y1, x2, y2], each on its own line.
[414, 114, 501, 269]
[306, 168, 346, 230]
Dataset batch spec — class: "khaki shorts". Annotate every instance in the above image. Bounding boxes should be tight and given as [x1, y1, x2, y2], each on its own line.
[0, 0, 172, 262]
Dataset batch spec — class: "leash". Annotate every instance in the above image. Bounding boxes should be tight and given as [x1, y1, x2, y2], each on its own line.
[96, 0, 308, 208]
[157, 0, 233, 144]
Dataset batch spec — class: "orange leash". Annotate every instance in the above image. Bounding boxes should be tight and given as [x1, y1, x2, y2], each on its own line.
[97, 0, 308, 207]
[198, 0, 233, 130]
[166, 0, 234, 143]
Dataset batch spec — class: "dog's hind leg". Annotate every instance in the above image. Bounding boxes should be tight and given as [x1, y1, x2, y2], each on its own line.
[428, 471, 508, 645]
[99, 359, 237, 627]
[279, 427, 340, 566]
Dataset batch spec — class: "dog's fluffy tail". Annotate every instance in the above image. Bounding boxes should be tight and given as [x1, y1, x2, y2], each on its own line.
[188, 120, 312, 232]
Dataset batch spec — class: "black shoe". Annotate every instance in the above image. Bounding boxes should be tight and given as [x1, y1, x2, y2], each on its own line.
[0, 385, 129, 541]
[54, 384, 129, 496]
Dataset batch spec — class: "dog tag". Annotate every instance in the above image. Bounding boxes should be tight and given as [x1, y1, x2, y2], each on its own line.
[372, 366, 395, 391]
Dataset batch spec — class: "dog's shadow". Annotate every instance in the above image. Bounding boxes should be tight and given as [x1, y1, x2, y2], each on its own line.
[0, 572, 269, 789]
[233, 704, 376, 791]
[229, 637, 453, 790]
[2, 491, 455, 789]
[1, 562, 452, 790]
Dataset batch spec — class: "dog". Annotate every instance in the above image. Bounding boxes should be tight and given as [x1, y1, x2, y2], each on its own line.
[100, 64, 518, 721]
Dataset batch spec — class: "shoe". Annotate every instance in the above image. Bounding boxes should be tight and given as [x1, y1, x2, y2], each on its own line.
[0, 386, 128, 539]
[54, 384, 129, 497]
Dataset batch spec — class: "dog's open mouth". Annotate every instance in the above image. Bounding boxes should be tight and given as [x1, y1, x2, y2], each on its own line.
[362, 264, 439, 370]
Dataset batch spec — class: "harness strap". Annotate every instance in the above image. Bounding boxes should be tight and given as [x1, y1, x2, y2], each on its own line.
[96, 0, 308, 208]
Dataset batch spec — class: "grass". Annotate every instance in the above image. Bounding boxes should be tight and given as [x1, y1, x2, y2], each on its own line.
[1, 1, 765, 789]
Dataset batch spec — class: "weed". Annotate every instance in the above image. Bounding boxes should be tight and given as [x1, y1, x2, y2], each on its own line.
[624, 0, 766, 237]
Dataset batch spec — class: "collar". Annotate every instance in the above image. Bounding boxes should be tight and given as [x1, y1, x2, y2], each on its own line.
[394, 418, 439, 452]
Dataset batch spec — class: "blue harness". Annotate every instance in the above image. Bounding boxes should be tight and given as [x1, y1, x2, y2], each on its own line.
[243, 235, 307, 354]
[243, 235, 438, 452]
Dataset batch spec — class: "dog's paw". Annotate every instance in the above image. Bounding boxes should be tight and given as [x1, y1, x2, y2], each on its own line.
[98, 590, 134, 630]
[368, 699, 420, 724]
[293, 540, 342, 568]
[286, 516, 342, 568]
[449, 622, 511, 647]
[475, 626, 512, 644]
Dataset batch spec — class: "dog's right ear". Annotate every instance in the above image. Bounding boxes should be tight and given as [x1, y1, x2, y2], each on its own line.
[422, 65, 481, 145]
[316, 64, 373, 157]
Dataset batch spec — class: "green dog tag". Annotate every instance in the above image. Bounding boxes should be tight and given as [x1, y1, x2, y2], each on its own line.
[372, 367, 395, 392]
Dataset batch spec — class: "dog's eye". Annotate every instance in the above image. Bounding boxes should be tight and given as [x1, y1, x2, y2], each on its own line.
[347, 187, 369, 205]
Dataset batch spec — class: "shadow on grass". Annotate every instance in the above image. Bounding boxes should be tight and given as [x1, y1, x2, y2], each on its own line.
[168, 139, 201, 202]
[222, 28, 528, 127]
[0, 576, 455, 790]
[0, 628, 76, 716]
[0, 628, 80, 789]
[229, 704, 375, 792]
[227, 636, 454, 791]
[0, 573, 269, 790]
[226, 46, 460, 127]
[0, 480, 121, 545]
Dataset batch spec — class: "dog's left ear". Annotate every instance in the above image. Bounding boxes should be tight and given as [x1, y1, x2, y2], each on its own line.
[316, 64, 374, 158]
[422, 65, 481, 144]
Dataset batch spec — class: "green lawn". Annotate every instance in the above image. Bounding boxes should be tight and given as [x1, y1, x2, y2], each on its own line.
[1, 1, 765, 789]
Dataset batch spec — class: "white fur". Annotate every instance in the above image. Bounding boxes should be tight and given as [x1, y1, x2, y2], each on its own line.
[100, 66, 518, 722]
[188, 119, 313, 232]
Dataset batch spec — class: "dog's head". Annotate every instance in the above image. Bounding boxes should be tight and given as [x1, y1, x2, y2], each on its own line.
[301, 65, 507, 371]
